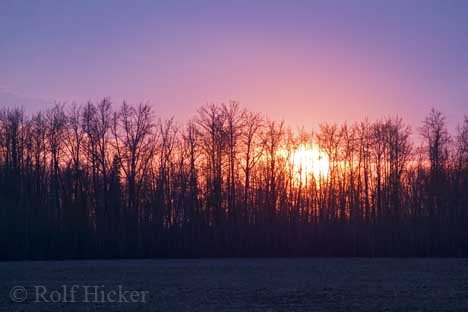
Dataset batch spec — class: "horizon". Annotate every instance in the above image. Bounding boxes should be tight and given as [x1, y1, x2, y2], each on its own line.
[2, 2, 468, 310]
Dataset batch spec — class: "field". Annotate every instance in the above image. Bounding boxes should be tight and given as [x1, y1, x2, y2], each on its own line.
[1, 258, 467, 311]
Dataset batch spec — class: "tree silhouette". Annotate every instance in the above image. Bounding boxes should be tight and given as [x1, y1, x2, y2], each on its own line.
[0, 101, 467, 259]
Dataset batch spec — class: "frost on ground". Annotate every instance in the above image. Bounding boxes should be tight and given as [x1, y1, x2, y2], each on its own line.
[1, 258, 467, 311]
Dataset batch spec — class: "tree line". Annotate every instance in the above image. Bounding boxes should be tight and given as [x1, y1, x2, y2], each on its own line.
[0, 100, 467, 259]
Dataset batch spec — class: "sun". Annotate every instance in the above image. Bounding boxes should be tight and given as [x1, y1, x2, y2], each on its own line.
[288, 145, 329, 184]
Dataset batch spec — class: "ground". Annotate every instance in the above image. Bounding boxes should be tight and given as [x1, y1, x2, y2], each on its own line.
[1, 258, 467, 311]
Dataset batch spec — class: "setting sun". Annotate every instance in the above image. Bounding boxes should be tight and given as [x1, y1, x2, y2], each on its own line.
[3, 2, 468, 310]
[288, 145, 329, 183]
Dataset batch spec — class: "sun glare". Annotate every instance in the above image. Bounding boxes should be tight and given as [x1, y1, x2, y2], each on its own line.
[287, 145, 329, 184]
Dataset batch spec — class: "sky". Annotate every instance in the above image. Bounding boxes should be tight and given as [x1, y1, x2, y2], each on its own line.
[1, 0, 468, 131]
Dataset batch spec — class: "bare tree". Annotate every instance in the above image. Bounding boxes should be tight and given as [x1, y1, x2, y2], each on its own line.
[1, 102, 467, 259]
[112, 102, 156, 255]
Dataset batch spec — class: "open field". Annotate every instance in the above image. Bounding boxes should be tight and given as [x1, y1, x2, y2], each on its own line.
[1, 258, 467, 311]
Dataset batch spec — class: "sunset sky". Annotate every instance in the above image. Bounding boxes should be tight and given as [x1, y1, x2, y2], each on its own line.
[1, 0, 468, 130]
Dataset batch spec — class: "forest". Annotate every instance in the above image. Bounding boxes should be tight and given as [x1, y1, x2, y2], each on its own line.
[0, 100, 467, 259]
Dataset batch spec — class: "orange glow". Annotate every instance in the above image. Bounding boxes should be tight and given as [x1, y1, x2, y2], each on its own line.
[288, 145, 329, 184]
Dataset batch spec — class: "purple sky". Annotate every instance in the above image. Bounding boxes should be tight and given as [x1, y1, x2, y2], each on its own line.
[1, 0, 468, 131]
